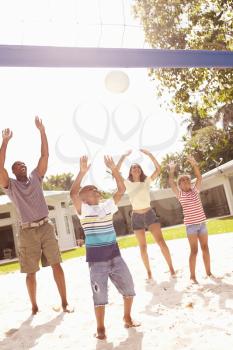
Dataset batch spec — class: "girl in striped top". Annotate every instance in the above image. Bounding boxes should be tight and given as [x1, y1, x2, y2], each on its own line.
[169, 156, 213, 284]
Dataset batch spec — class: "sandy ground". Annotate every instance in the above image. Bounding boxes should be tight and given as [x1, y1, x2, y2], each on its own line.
[1, 233, 233, 350]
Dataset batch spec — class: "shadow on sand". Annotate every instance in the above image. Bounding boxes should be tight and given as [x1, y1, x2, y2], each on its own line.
[95, 328, 144, 350]
[0, 313, 64, 350]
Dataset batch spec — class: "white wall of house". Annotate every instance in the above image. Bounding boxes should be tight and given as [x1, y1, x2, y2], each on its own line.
[42, 193, 77, 251]
[0, 191, 76, 260]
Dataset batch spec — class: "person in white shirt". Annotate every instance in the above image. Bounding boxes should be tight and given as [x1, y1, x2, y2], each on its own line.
[117, 149, 175, 281]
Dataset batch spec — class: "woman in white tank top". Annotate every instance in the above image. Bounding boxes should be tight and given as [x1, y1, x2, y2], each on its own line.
[117, 149, 175, 281]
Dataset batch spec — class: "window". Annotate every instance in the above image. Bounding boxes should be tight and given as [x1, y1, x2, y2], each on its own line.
[50, 218, 58, 237]
[229, 176, 233, 196]
[64, 216, 70, 234]
[201, 185, 230, 218]
[48, 205, 55, 211]
[0, 212, 11, 219]
[0, 225, 15, 259]
[72, 215, 85, 240]
[151, 198, 183, 227]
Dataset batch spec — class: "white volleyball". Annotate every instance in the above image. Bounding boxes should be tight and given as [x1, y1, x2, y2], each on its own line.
[105, 70, 129, 93]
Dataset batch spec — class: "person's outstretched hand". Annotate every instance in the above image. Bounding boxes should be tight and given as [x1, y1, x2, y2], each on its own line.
[80, 156, 91, 174]
[2, 128, 13, 143]
[35, 116, 45, 132]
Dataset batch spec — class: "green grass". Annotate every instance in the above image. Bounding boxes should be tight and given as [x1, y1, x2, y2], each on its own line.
[0, 261, 20, 274]
[117, 216, 233, 247]
[1, 216, 233, 275]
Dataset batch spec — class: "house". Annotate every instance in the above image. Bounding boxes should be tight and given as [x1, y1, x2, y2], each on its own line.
[0, 191, 76, 261]
[0, 160, 233, 262]
[116, 160, 233, 233]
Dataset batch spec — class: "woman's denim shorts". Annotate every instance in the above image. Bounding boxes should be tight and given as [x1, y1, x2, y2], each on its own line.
[131, 208, 160, 231]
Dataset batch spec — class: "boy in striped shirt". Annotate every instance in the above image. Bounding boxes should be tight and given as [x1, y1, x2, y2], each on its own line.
[169, 156, 212, 284]
[70, 156, 139, 340]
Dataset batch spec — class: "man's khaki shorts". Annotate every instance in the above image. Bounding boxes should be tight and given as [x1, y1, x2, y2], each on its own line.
[18, 221, 62, 273]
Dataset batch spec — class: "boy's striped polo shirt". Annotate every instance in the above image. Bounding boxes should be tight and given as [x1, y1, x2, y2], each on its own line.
[79, 199, 120, 262]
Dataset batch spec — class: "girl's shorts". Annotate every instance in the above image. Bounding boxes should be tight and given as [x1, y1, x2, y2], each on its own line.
[186, 222, 207, 235]
[131, 208, 160, 231]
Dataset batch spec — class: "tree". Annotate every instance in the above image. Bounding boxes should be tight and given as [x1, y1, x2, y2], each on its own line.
[101, 191, 113, 199]
[159, 152, 185, 188]
[182, 105, 214, 136]
[133, 0, 233, 115]
[159, 125, 233, 188]
[43, 173, 74, 191]
[184, 125, 233, 173]
[42, 173, 113, 199]
[214, 103, 233, 130]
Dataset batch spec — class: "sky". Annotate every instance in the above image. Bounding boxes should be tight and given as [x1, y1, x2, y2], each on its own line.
[0, 0, 187, 190]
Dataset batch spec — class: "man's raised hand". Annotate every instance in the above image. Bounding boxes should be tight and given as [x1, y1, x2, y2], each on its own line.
[2, 129, 13, 143]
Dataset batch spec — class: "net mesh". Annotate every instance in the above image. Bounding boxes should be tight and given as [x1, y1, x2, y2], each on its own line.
[0, 0, 149, 48]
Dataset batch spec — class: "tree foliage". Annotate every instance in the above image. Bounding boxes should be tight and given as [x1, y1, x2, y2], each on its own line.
[133, 0, 233, 188]
[43, 173, 74, 191]
[42, 172, 113, 199]
[159, 125, 233, 187]
[133, 0, 233, 115]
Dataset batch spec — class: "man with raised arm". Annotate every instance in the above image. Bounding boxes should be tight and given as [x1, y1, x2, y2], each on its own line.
[0, 117, 72, 315]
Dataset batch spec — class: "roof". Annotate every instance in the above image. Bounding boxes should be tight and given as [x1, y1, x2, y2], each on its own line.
[117, 159, 233, 207]
[202, 160, 233, 179]
[0, 190, 69, 207]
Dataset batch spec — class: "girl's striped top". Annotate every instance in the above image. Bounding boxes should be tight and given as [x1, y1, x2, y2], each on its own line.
[78, 199, 120, 262]
[177, 185, 206, 225]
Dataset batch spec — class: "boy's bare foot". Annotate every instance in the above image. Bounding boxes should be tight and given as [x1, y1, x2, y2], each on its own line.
[95, 327, 106, 340]
[32, 305, 39, 315]
[123, 317, 141, 328]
